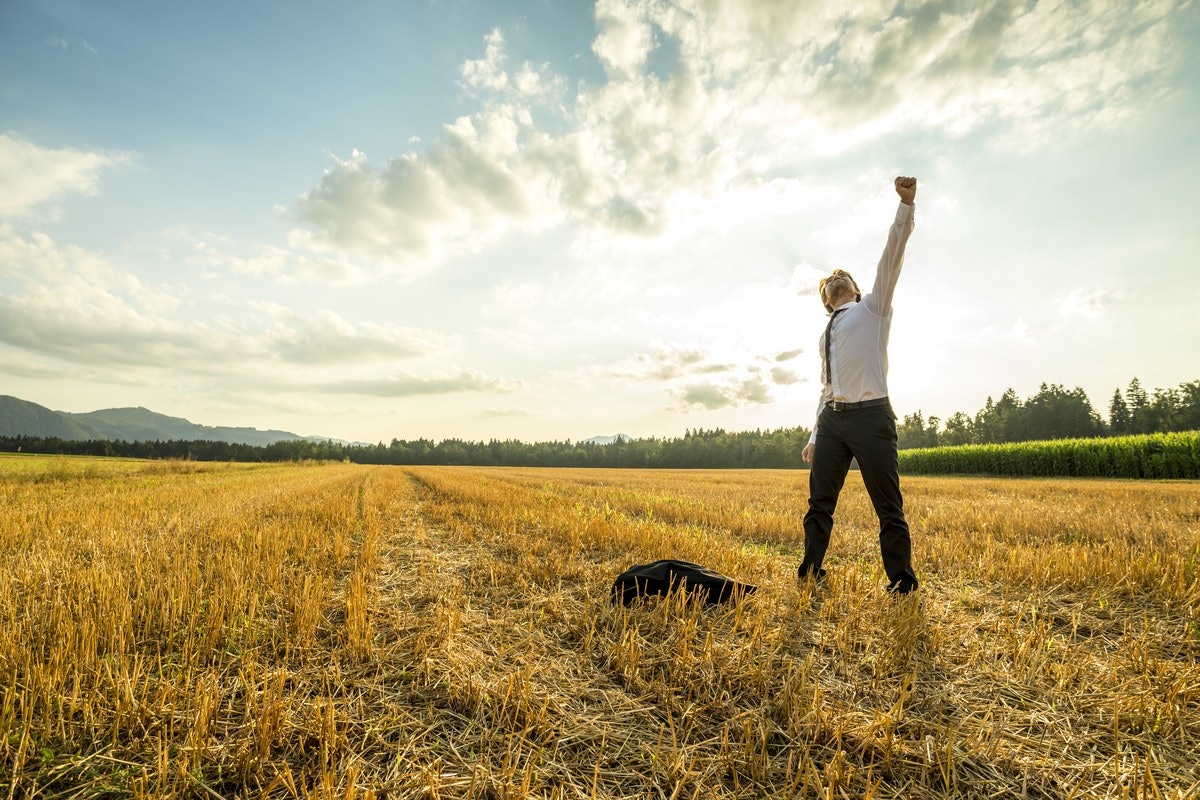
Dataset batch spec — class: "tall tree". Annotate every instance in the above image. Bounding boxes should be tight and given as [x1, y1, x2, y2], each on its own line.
[1108, 389, 1131, 434]
[1178, 381, 1200, 431]
[1126, 378, 1149, 433]
[1141, 388, 1182, 434]
[941, 411, 974, 446]
[974, 388, 1023, 442]
[1022, 384, 1102, 441]
[897, 411, 939, 449]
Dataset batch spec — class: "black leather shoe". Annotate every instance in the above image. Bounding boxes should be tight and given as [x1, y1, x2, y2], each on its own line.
[886, 579, 918, 595]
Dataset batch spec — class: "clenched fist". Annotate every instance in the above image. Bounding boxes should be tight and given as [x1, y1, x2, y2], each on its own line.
[895, 176, 917, 205]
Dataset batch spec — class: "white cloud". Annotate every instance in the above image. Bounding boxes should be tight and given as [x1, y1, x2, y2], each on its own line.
[592, 0, 656, 76]
[602, 341, 720, 381]
[481, 406, 538, 418]
[678, 382, 730, 410]
[770, 366, 801, 386]
[43, 36, 98, 56]
[167, 227, 372, 284]
[320, 369, 516, 397]
[1059, 287, 1132, 320]
[484, 281, 549, 315]
[0, 227, 442, 375]
[551, 338, 795, 413]
[287, 0, 1186, 274]
[1007, 318, 1036, 346]
[0, 284, 228, 370]
[462, 29, 510, 91]
[677, 375, 773, 410]
[0, 134, 132, 219]
[0, 225, 181, 318]
[292, 110, 557, 275]
[258, 308, 434, 365]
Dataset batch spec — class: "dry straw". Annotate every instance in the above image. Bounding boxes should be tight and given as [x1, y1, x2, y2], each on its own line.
[1, 455, 1197, 798]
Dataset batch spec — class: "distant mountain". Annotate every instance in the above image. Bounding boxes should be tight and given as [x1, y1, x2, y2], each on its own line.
[0, 395, 98, 440]
[65, 406, 306, 446]
[583, 434, 631, 445]
[0, 395, 317, 446]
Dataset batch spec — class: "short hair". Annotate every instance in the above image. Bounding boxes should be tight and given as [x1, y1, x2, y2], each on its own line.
[818, 269, 861, 313]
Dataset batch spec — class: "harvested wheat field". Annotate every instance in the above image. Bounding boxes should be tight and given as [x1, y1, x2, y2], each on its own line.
[1, 455, 1198, 799]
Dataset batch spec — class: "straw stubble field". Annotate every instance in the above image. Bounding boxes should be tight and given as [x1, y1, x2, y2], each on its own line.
[1, 455, 1197, 799]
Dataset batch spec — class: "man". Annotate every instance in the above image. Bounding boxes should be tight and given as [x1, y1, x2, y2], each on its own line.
[798, 175, 920, 595]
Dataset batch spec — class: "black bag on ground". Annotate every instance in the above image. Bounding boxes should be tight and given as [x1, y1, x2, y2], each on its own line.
[610, 559, 756, 606]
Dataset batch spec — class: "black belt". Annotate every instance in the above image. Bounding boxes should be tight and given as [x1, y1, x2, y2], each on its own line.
[826, 397, 890, 412]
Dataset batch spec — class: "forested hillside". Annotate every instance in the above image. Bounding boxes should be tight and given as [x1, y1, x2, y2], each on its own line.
[0, 396, 308, 446]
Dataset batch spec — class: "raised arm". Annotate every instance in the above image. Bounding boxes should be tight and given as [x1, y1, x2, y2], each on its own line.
[863, 176, 917, 316]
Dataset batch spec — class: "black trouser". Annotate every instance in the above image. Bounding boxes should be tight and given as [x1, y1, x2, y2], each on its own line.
[800, 402, 918, 590]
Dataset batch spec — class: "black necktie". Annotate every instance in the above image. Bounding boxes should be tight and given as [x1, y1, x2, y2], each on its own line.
[824, 308, 845, 385]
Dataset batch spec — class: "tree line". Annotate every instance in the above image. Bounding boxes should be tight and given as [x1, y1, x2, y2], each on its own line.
[2, 377, 1196, 469]
[895, 378, 1200, 450]
[0, 426, 812, 469]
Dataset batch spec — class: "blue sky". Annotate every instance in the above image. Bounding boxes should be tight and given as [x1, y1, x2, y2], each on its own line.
[2, 0, 1198, 444]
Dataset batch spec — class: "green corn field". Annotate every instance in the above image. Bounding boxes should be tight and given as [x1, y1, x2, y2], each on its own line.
[899, 431, 1200, 479]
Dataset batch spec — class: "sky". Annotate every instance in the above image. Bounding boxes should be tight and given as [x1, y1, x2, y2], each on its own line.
[2, 0, 1198, 445]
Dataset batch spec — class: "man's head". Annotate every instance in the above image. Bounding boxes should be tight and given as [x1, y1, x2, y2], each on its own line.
[818, 269, 861, 313]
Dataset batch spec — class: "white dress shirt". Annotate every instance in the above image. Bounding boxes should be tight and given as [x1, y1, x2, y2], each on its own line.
[808, 201, 915, 445]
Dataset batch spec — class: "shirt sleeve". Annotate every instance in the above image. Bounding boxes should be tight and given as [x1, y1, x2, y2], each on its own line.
[863, 201, 915, 317]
